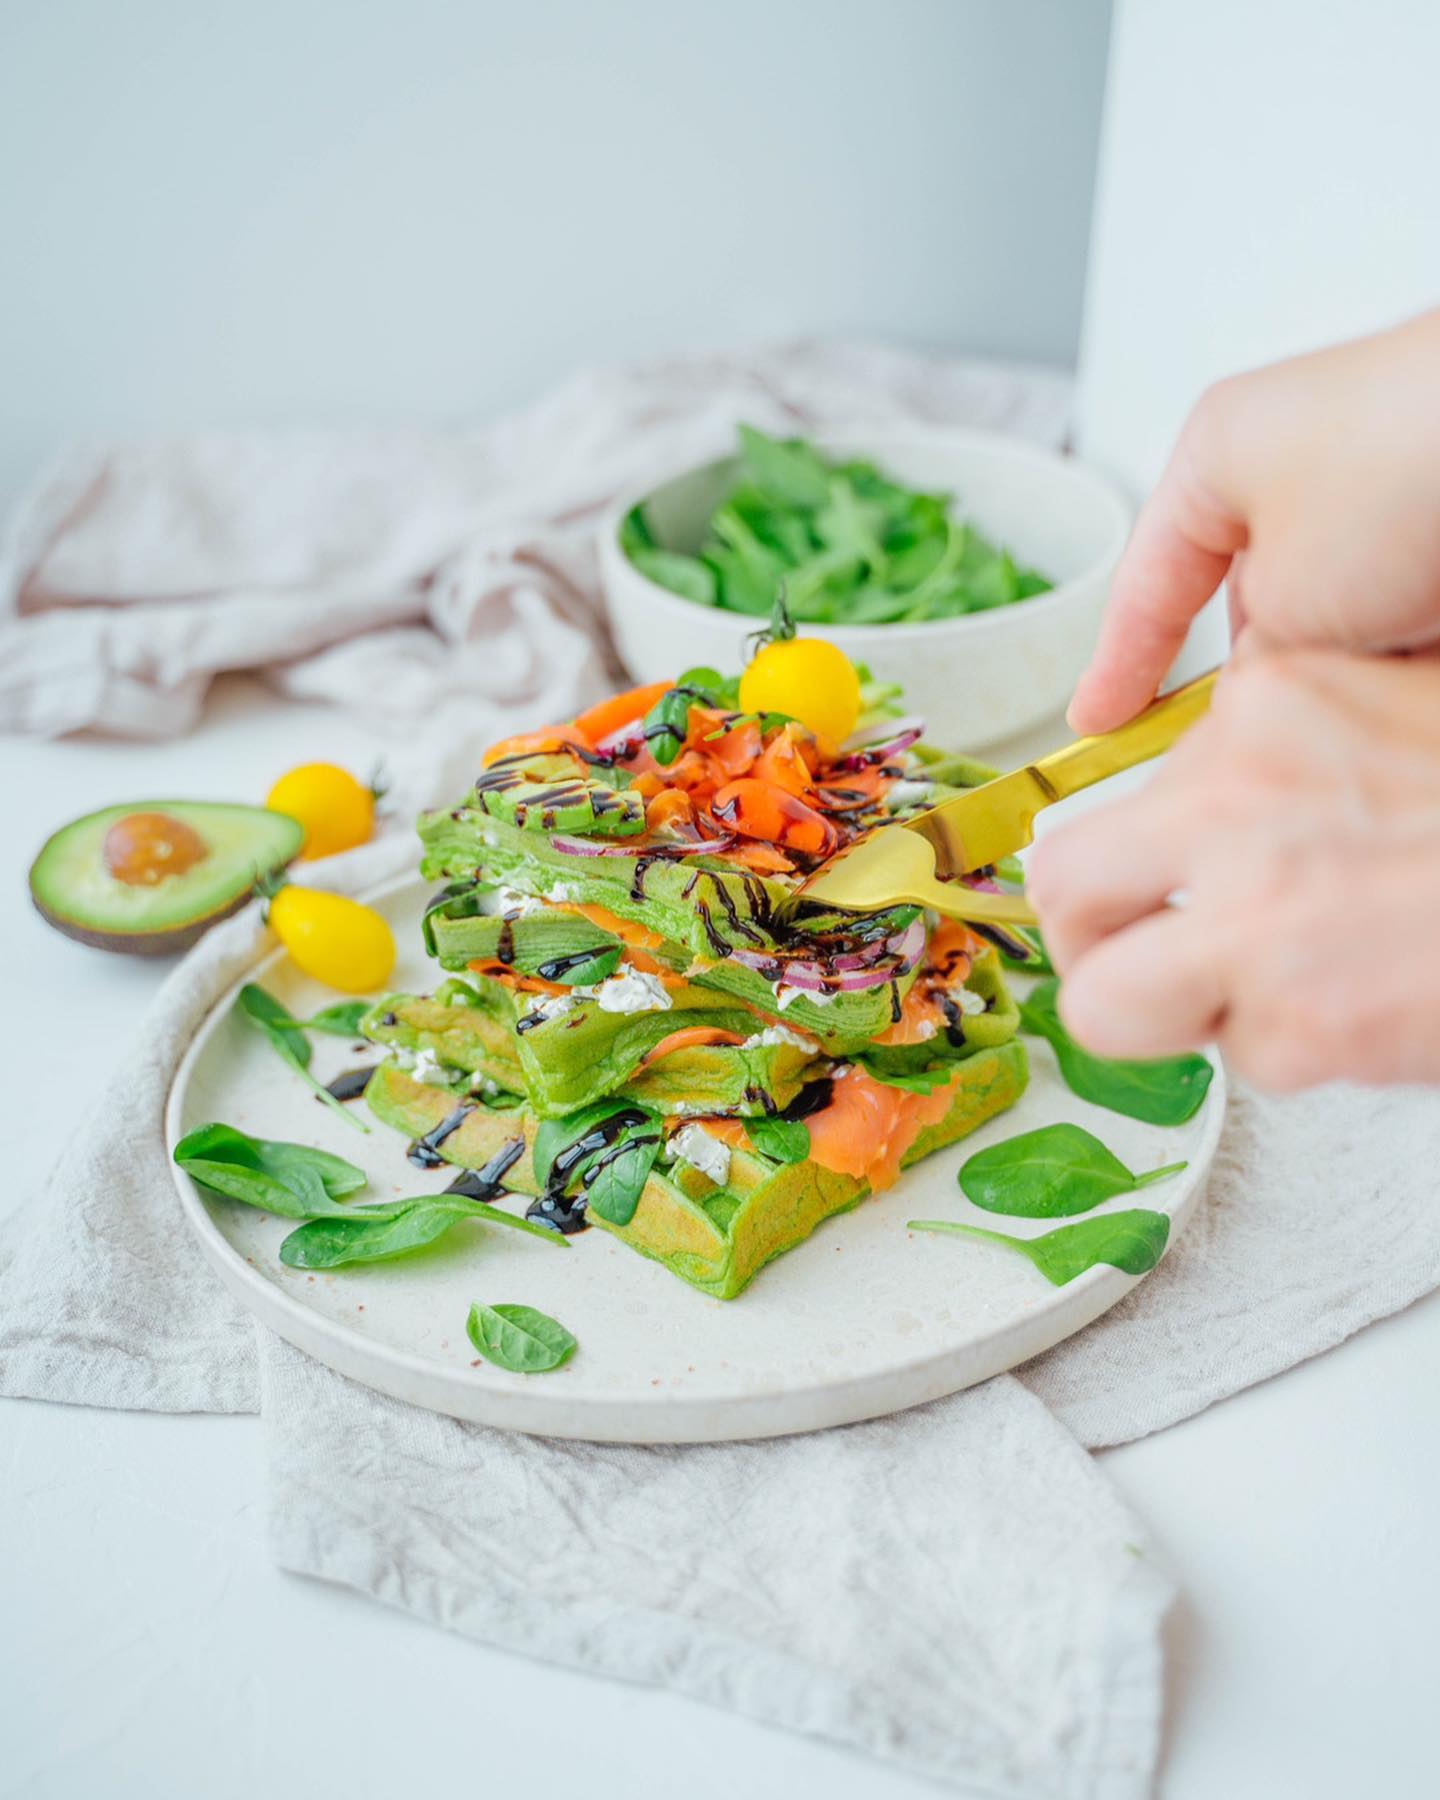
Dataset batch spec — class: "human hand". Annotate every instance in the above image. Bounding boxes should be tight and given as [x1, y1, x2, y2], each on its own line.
[1068, 309, 1440, 735]
[1027, 650, 1440, 1091]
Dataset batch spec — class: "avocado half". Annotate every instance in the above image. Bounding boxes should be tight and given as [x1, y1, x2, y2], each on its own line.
[29, 800, 304, 956]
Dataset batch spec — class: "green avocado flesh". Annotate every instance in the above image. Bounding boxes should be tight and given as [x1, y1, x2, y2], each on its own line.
[366, 1041, 1028, 1299]
[29, 801, 304, 955]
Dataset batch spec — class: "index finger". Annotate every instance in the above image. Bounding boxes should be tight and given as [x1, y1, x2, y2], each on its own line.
[1067, 394, 1249, 734]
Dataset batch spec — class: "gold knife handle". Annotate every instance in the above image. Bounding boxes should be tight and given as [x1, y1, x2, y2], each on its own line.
[1028, 669, 1219, 803]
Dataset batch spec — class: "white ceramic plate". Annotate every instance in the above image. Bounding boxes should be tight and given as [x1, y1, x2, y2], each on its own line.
[167, 878, 1224, 1443]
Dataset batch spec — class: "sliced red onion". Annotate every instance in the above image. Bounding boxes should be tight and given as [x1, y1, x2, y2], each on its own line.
[884, 916, 928, 968]
[548, 834, 626, 857]
[837, 713, 925, 754]
[548, 832, 736, 859]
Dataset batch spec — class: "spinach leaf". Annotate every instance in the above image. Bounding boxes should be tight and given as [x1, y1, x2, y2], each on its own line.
[645, 661, 743, 760]
[909, 1209, 1171, 1285]
[959, 1122, 1186, 1218]
[301, 1000, 371, 1037]
[279, 1195, 567, 1268]
[235, 983, 369, 1133]
[737, 423, 832, 509]
[744, 1116, 810, 1164]
[618, 503, 657, 557]
[532, 1099, 661, 1227]
[628, 547, 717, 607]
[174, 1122, 369, 1219]
[467, 1302, 577, 1373]
[853, 1055, 959, 1096]
[996, 925, 1052, 975]
[583, 1124, 662, 1227]
[1018, 980, 1213, 1125]
[532, 1099, 635, 1191]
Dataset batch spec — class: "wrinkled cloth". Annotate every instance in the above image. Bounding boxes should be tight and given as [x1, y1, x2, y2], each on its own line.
[0, 342, 1072, 752]
[264, 1343, 1171, 1799]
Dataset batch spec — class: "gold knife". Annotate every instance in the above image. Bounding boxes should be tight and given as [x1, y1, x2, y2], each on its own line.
[795, 670, 1218, 928]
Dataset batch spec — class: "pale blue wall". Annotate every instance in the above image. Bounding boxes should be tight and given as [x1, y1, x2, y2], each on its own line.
[0, 0, 1111, 511]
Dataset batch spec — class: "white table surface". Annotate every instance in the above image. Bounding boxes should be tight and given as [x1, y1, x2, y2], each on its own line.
[4, 676, 1438, 1800]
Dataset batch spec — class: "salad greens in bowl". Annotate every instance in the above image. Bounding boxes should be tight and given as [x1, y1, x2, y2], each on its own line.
[599, 424, 1131, 748]
[620, 423, 1056, 627]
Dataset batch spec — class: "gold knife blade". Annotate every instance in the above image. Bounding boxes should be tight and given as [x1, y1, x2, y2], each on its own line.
[901, 765, 1058, 877]
[901, 669, 1220, 877]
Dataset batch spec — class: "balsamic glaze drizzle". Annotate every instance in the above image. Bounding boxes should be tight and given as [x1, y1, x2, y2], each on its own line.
[321, 1066, 375, 1103]
[407, 1103, 477, 1168]
[442, 1136, 525, 1199]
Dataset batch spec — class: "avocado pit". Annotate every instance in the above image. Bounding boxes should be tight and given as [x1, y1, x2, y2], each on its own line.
[102, 811, 210, 886]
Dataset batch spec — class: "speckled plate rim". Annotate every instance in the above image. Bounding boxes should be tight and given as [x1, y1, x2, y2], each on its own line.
[165, 875, 1227, 1444]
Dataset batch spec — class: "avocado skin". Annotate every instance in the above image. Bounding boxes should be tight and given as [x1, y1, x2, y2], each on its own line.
[28, 799, 304, 957]
[31, 886, 256, 957]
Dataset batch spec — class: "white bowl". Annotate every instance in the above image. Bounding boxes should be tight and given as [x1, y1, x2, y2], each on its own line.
[597, 425, 1132, 749]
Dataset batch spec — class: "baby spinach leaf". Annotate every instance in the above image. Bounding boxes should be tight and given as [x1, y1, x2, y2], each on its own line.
[532, 1100, 660, 1226]
[853, 1055, 959, 1096]
[737, 423, 832, 509]
[532, 1099, 635, 1191]
[909, 1209, 1171, 1285]
[629, 547, 717, 607]
[174, 1122, 369, 1219]
[583, 1124, 662, 1227]
[618, 503, 657, 557]
[467, 1302, 577, 1373]
[745, 1116, 810, 1164]
[1018, 980, 1213, 1125]
[997, 927, 1053, 975]
[235, 983, 368, 1133]
[959, 1122, 1187, 1218]
[301, 1000, 371, 1037]
[279, 1195, 566, 1268]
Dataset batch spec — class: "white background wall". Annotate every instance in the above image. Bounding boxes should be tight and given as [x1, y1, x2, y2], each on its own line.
[1075, 0, 1440, 675]
[0, 0, 1112, 516]
[1078, 0, 1440, 491]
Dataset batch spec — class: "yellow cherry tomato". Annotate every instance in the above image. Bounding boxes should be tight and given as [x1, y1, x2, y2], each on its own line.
[738, 637, 861, 744]
[268, 884, 396, 993]
[266, 763, 376, 860]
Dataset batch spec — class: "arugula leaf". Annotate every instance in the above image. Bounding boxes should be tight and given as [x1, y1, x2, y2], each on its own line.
[744, 1116, 810, 1164]
[174, 1122, 369, 1219]
[279, 1196, 567, 1268]
[1018, 979, 1213, 1126]
[959, 1122, 1186, 1218]
[301, 1000, 371, 1037]
[235, 983, 368, 1133]
[909, 1209, 1171, 1285]
[467, 1302, 577, 1373]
